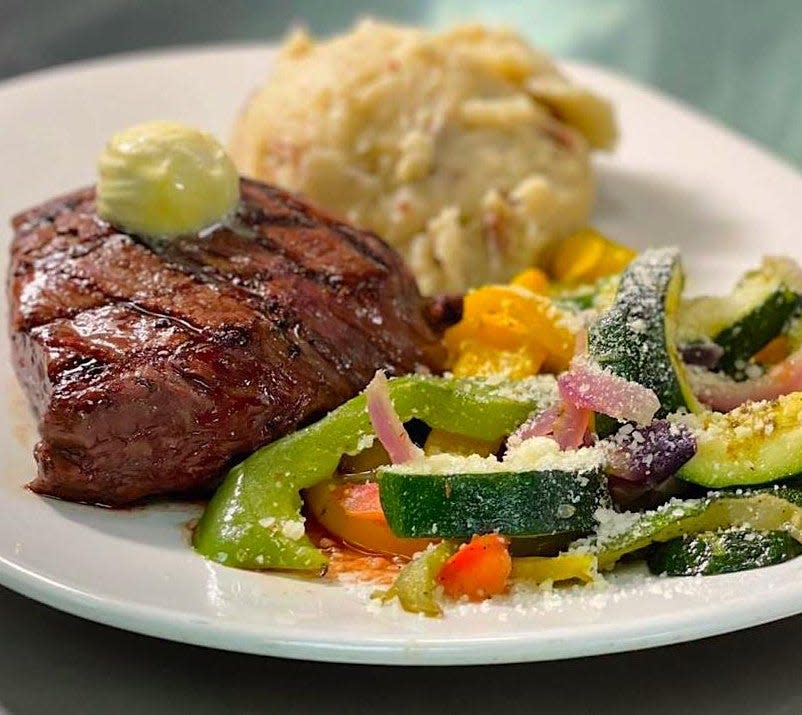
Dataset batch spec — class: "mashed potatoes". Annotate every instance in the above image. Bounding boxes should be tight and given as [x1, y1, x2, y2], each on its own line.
[231, 21, 616, 294]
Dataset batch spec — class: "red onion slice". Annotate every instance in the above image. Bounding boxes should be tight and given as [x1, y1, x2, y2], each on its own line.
[552, 399, 592, 450]
[605, 420, 696, 484]
[604, 420, 696, 508]
[691, 348, 802, 412]
[364, 371, 422, 464]
[511, 401, 590, 451]
[558, 358, 661, 426]
[511, 404, 561, 443]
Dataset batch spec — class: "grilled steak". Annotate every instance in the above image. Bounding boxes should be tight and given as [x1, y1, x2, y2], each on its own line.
[8, 179, 444, 505]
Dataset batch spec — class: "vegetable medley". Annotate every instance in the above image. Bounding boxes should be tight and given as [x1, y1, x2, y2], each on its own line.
[193, 228, 802, 616]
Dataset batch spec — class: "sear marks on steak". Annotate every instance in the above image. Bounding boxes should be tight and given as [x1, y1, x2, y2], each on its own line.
[8, 179, 444, 505]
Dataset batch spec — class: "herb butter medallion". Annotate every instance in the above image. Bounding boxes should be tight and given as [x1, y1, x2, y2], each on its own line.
[97, 120, 239, 237]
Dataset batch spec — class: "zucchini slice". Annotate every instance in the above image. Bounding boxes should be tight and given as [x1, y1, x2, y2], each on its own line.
[679, 261, 801, 376]
[594, 487, 802, 570]
[378, 446, 604, 540]
[587, 248, 700, 433]
[676, 391, 802, 488]
[647, 528, 802, 576]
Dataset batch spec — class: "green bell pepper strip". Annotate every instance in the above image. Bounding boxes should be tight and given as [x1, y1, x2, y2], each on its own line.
[375, 542, 458, 616]
[193, 374, 556, 571]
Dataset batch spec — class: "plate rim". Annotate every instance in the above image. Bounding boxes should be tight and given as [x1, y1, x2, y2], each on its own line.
[4, 547, 802, 665]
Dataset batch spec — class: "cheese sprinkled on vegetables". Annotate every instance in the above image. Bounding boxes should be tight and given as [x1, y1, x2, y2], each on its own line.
[390, 436, 603, 475]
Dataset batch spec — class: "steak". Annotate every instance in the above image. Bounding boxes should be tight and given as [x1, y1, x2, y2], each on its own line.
[8, 179, 444, 505]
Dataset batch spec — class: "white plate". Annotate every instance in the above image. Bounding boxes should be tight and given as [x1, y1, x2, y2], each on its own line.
[3, 45, 802, 666]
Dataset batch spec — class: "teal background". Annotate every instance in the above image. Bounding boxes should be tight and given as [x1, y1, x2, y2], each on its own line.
[3, 0, 802, 166]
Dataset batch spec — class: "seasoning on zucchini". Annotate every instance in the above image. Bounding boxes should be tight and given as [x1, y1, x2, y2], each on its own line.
[593, 487, 802, 570]
[587, 247, 700, 436]
[378, 442, 605, 540]
[676, 391, 802, 488]
[647, 528, 802, 576]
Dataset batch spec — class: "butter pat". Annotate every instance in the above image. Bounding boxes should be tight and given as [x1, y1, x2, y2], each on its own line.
[97, 120, 239, 237]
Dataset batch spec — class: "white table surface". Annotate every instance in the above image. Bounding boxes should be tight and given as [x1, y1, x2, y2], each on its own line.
[0, 583, 799, 714]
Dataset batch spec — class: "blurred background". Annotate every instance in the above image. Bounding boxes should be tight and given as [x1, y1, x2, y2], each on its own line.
[3, 0, 802, 167]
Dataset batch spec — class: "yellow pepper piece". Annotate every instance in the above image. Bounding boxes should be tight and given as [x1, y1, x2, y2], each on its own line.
[424, 428, 500, 457]
[473, 309, 532, 352]
[551, 228, 636, 284]
[510, 267, 550, 294]
[451, 340, 546, 380]
[511, 553, 597, 584]
[444, 282, 576, 377]
[446, 285, 575, 368]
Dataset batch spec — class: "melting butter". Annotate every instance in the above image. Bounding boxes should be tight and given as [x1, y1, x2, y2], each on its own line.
[97, 120, 239, 237]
